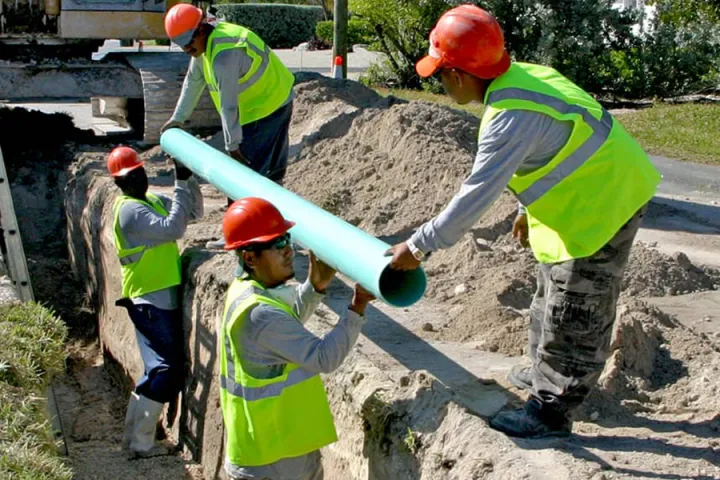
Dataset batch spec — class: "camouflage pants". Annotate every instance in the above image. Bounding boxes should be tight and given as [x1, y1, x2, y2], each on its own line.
[528, 204, 647, 413]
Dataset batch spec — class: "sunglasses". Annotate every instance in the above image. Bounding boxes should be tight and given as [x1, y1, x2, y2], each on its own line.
[247, 233, 292, 252]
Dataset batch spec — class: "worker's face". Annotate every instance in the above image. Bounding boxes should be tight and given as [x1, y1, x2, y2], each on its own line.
[439, 68, 483, 105]
[183, 30, 207, 58]
[117, 167, 149, 198]
[242, 234, 295, 287]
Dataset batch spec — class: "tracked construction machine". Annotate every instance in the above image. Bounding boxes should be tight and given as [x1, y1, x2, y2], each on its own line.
[0, 0, 219, 143]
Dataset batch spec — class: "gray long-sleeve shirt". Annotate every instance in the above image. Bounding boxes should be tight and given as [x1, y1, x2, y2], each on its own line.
[410, 110, 573, 254]
[225, 278, 366, 480]
[170, 49, 293, 152]
[116, 178, 204, 309]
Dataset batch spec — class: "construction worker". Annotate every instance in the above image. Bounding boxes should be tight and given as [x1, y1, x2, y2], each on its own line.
[162, 4, 295, 249]
[219, 197, 374, 480]
[107, 146, 204, 458]
[386, 5, 661, 438]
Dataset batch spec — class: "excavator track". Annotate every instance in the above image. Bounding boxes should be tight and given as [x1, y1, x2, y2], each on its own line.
[124, 53, 220, 144]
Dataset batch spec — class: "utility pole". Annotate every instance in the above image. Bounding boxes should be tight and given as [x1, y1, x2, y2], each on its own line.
[333, 0, 348, 78]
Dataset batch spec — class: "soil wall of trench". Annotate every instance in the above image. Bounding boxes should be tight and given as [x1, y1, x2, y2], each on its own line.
[62, 73, 720, 479]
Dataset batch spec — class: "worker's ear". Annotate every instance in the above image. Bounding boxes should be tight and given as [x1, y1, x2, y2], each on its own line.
[454, 69, 470, 89]
[241, 250, 259, 271]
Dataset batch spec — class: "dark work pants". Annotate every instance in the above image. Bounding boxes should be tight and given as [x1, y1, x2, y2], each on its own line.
[529, 204, 647, 413]
[225, 100, 293, 208]
[126, 304, 185, 404]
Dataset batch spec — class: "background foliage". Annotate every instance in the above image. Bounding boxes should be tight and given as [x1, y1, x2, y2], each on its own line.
[351, 0, 720, 98]
[213, 3, 326, 48]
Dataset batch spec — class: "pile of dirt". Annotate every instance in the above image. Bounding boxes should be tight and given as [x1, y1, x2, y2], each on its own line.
[580, 299, 720, 422]
[623, 244, 720, 297]
[0, 107, 95, 163]
[280, 77, 720, 359]
[285, 85, 479, 237]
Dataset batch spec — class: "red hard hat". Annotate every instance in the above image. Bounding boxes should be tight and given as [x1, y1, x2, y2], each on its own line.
[416, 4, 510, 80]
[107, 146, 144, 177]
[223, 197, 295, 250]
[164, 4, 204, 46]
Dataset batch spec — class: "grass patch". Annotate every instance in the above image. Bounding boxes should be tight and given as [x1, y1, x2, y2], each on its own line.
[615, 103, 720, 165]
[0, 302, 72, 480]
[375, 88, 720, 165]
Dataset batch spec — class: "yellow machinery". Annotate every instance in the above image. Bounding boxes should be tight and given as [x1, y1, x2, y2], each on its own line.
[0, 0, 219, 143]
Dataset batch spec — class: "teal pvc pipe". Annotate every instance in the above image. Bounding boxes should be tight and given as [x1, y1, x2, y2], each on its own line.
[160, 128, 427, 307]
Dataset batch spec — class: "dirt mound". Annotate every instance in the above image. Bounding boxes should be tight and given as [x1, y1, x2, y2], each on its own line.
[0, 108, 95, 251]
[293, 72, 393, 113]
[581, 300, 720, 422]
[0, 107, 94, 166]
[285, 91, 479, 237]
[623, 243, 720, 297]
[435, 240, 720, 356]
[283, 77, 720, 359]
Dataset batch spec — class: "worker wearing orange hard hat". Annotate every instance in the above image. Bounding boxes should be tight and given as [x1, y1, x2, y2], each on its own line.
[162, 4, 296, 250]
[107, 146, 204, 458]
[386, 4, 661, 438]
[218, 197, 374, 479]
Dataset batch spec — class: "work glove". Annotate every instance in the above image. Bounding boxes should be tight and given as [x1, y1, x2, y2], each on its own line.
[173, 159, 193, 181]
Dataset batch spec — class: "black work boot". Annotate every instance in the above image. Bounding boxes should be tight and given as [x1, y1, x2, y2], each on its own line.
[490, 398, 572, 439]
[508, 365, 533, 390]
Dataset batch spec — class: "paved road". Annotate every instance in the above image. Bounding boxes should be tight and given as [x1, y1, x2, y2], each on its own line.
[651, 155, 720, 199]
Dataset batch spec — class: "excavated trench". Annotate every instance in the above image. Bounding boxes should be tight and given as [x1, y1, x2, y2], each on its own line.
[4, 74, 720, 479]
[0, 107, 204, 478]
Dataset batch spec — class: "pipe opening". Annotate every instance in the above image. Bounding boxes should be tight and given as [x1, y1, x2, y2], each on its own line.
[378, 265, 427, 307]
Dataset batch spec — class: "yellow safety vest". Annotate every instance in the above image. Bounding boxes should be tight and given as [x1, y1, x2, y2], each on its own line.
[220, 278, 338, 467]
[202, 22, 295, 126]
[112, 193, 182, 298]
[480, 62, 661, 263]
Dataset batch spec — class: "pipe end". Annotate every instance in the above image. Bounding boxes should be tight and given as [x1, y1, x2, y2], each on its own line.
[378, 266, 427, 307]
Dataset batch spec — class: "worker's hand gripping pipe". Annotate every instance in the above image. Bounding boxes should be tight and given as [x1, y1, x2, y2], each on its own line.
[161, 128, 427, 307]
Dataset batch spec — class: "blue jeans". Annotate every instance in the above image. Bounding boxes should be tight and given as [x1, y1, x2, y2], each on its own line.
[125, 304, 185, 404]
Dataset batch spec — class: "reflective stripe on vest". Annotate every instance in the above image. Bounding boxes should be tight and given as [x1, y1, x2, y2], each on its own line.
[208, 36, 271, 95]
[220, 366, 316, 401]
[220, 288, 315, 401]
[112, 193, 182, 298]
[219, 278, 338, 467]
[488, 88, 614, 206]
[480, 63, 661, 263]
[202, 22, 294, 126]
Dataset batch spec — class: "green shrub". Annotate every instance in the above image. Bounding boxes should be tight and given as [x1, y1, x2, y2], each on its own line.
[351, 0, 449, 89]
[315, 18, 377, 47]
[213, 3, 326, 48]
[0, 302, 71, 480]
[355, 0, 720, 98]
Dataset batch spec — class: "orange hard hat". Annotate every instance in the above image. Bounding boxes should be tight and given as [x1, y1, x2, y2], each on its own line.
[223, 197, 295, 250]
[107, 146, 144, 177]
[416, 4, 510, 80]
[164, 3, 204, 46]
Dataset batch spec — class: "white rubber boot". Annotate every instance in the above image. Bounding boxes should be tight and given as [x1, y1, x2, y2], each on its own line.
[128, 395, 170, 459]
[122, 392, 140, 450]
